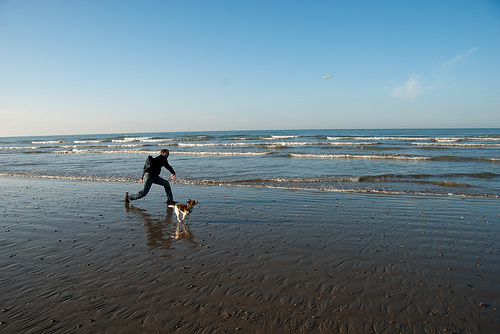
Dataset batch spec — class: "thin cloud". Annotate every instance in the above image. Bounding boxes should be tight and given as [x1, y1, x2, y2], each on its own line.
[390, 75, 425, 100]
[391, 48, 477, 100]
[440, 47, 478, 72]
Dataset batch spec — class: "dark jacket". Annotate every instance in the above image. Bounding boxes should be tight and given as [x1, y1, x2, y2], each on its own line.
[142, 155, 175, 179]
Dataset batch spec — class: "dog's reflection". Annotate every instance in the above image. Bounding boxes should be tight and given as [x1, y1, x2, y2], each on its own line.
[174, 221, 194, 242]
[125, 202, 197, 251]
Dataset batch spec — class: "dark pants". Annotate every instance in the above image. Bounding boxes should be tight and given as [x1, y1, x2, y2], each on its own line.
[129, 172, 173, 201]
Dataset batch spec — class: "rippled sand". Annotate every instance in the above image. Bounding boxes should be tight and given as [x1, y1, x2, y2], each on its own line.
[1, 177, 499, 333]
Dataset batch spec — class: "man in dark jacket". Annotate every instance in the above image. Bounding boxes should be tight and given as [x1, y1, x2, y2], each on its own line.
[125, 149, 176, 204]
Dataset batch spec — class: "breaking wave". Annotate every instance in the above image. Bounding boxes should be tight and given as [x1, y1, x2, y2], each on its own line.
[2, 129, 499, 199]
[289, 153, 500, 163]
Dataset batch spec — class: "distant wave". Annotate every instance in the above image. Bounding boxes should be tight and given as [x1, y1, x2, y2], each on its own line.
[290, 153, 426, 160]
[176, 141, 378, 148]
[4, 143, 499, 164]
[289, 153, 500, 163]
[51, 148, 274, 156]
[0, 172, 137, 183]
[51, 149, 267, 156]
[17, 133, 499, 148]
[411, 142, 500, 147]
[53, 148, 156, 154]
[177, 142, 252, 147]
[172, 151, 270, 156]
[12, 147, 269, 156]
[326, 135, 500, 142]
[3, 134, 498, 154]
[433, 137, 461, 143]
[470, 136, 500, 141]
[112, 136, 174, 143]
[32, 140, 68, 144]
[267, 135, 300, 139]
[0, 146, 41, 150]
[73, 140, 103, 144]
[327, 136, 432, 141]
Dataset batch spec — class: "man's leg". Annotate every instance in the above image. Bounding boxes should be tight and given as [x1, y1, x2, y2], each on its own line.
[129, 173, 154, 200]
[153, 176, 174, 202]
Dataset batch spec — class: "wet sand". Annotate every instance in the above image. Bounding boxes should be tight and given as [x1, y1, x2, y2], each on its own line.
[1, 176, 499, 333]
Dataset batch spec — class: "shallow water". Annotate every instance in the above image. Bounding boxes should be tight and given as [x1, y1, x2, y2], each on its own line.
[1, 128, 499, 197]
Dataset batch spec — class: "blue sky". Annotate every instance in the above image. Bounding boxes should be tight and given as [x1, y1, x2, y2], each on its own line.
[1, 0, 499, 136]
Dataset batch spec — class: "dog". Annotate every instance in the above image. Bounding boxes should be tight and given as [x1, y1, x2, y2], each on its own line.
[169, 199, 198, 222]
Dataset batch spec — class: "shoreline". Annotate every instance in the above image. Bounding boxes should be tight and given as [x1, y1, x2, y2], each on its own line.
[1, 176, 499, 333]
[1, 172, 499, 199]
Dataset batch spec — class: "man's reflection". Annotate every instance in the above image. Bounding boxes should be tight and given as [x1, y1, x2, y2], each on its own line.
[125, 203, 198, 251]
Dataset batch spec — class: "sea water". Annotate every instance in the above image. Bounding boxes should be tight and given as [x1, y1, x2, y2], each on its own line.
[1, 128, 499, 198]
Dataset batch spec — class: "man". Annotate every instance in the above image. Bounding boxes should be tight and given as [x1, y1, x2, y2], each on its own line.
[125, 149, 176, 204]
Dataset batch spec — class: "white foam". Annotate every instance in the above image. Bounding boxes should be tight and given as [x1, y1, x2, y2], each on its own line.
[411, 142, 500, 147]
[267, 135, 300, 139]
[177, 142, 250, 147]
[53, 148, 155, 154]
[73, 140, 102, 144]
[470, 136, 500, 141]
[326, 141, 379, 146]
[32, 140, 67, 144]
[434, 137, 461, 143]
[172, 151, 269, 156]
[327, 136, 432, 141]
[112, 137, 173, 143]
[289, 153, 426, 160]
[0, 146, 40, 150]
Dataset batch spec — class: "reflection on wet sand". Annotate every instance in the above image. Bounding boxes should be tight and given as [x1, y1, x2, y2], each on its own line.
[124, 203, 198, 251]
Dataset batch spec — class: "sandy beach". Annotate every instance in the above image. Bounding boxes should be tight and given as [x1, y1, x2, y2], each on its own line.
[1, 176, 499, 333]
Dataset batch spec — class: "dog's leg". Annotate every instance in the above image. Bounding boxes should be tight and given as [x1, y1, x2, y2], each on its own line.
[174, 206, 182, 222]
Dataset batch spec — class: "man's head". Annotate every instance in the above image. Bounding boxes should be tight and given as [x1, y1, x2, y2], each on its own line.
[161, 149, 169, 157]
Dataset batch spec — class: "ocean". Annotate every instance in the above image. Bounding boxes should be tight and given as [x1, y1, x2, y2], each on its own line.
[1, 128, 499, 198]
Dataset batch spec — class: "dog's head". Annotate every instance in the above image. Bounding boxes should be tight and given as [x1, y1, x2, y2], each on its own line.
[187, 199, 198, 207]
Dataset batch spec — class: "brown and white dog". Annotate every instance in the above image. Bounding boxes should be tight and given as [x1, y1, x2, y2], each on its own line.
[169, 199, 198, 222]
